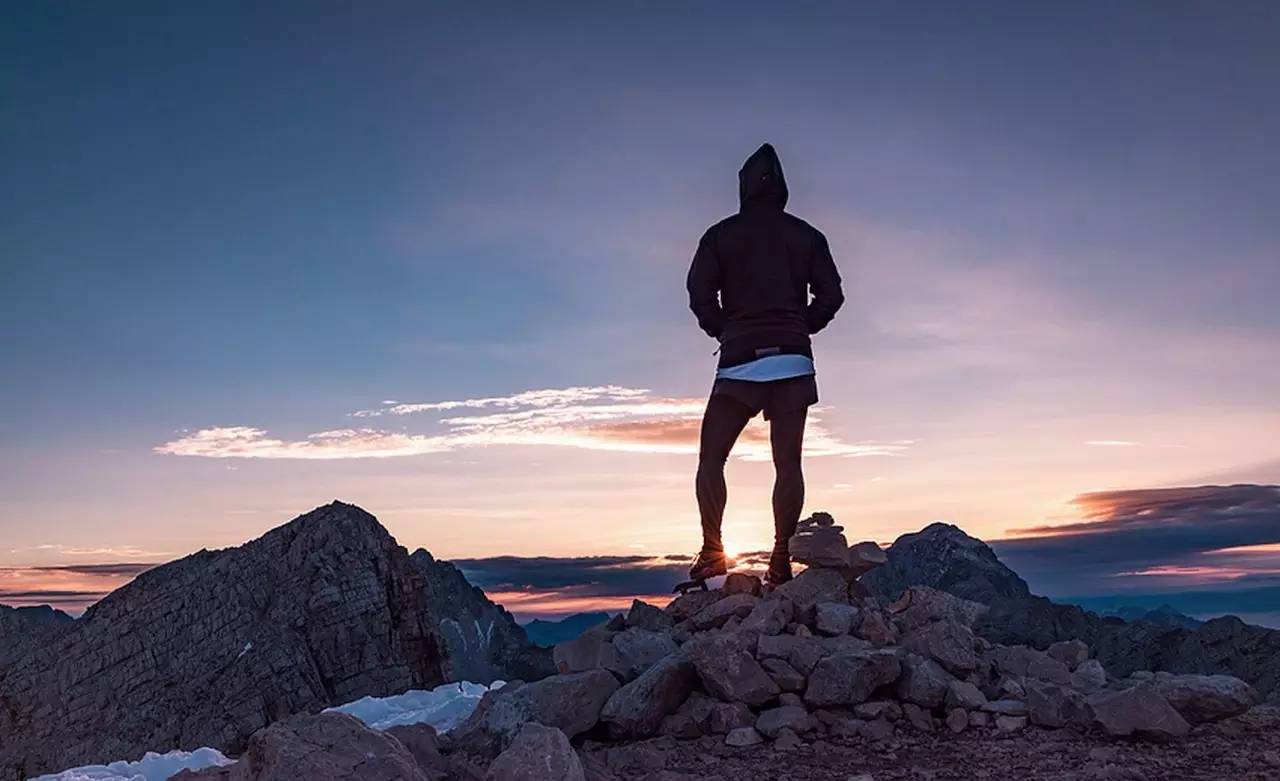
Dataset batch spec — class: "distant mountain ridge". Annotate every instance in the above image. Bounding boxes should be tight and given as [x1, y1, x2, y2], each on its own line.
[0, 501, 550, 780]
[523, 611, 613, 647]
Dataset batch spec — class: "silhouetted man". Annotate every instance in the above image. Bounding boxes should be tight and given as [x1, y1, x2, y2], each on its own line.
[686, 143, 844, 587]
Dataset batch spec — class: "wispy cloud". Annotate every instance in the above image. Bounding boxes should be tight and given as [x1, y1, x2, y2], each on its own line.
[1085, 440, 1140, 447]
[157, 385, 912, 462]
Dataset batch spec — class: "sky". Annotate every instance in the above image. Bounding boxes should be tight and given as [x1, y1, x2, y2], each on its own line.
[3, 2, 1278, 621]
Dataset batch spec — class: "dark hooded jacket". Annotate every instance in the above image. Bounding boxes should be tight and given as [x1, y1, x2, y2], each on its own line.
[686, 144, 844, 369]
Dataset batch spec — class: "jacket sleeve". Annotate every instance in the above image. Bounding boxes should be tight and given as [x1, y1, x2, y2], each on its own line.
[805, 230, 844, 334]
[686, 226, 726, 339]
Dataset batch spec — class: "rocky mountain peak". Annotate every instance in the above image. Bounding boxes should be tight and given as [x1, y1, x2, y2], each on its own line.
[861, 522, 1031, 604]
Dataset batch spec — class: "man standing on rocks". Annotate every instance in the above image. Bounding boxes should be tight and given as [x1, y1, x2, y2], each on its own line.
[685, 143, 845, 588]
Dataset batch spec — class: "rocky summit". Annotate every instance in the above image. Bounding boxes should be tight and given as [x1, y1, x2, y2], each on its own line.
[0, 501, 549, 780]
[6, 507, 1280, 781]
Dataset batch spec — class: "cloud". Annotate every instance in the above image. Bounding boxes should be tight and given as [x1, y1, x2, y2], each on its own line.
[157, 385, 911, 462]
[1085, 440, 1140, 447]
[992, 484, 1280, 597]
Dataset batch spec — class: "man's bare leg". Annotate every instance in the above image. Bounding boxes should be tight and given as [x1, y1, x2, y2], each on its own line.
[767, 406, 807, 584]
[693, 394, 754, 576]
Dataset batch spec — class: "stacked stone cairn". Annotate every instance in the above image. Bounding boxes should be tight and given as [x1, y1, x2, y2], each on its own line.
[186, 511, 1260, 779]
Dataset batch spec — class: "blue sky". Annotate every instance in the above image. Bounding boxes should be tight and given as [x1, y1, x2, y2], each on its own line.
[2, 2, 1278, 615]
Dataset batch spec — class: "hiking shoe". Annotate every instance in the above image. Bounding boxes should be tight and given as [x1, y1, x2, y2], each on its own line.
[764, 551, 793, 588]
[688, 549, 730, 582]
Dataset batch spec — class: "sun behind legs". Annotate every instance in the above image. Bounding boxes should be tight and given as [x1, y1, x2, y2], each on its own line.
[695, 394, 755, 558]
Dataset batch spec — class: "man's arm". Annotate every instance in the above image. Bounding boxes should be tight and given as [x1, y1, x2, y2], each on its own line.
[806, 230, 844, 334]
[686, 226, 726, 339]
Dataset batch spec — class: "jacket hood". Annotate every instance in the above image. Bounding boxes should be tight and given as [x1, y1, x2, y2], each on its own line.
[738, 143, 788, 210]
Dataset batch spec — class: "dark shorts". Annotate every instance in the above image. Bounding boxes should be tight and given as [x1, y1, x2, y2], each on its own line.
[709, 375, 819, 420]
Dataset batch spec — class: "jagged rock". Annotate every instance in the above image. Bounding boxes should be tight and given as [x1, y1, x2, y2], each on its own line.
[626, 600, 675, 633]
[855, 610, 898, 648]
[455, 670, 620, 753]
[665, 590, 725, 622]
[896, 654, 954, 708]
[724, 726, 764, 747]
[946, 680, 987, 710]
[1048, 639, 1090, 670]
[708, 701, 755, 734]
[658, 691, 716, 738]
[981, 699, 1028, 716]
[846, 541, 888, 578]
[775, 568, 849, 612]
[1070, 658, 1108, 693]
[861, 522, 1032, 604]
[789, 513, 850, 568]
[805, 651, 901, 708]
[902, 702, 934, 732]
[601, 653, 697, 739]
[607, 629, 679, 681]
[738, 596, 794, 637]
[410, 549, 553, 683]
[1150, 673, 1256, 723]
[1024, 680, 1093, 728]
[995, 714, 1027, 732]
[1089, 686, 1190, 739]
[814, 602, 860, 636]
[384, 724, 445, 779]
[175, 712, 434, 781]
[723, 573, 762, 596]
[555, 627, 620, 675]
[854, 701, 902, 721]
[757, 633, 826, 675]
[902, 618, 979, 673]
[755, 705, 818, 738]
[946, 707, 968, 733]
[0, 502, 484, 777]
[690, 593, 759, 631]
[485, 723, 585, 781]
[687, 634, 780, 707]
[761, 657, 806, 692]
[888, 586, 987, 631]
[772, 727, 804, 749]
[993, 645, 1070, 685]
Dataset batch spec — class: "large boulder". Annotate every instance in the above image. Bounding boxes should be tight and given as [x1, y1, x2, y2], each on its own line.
[804, 651, 901, 708]
[1150, 673, 1256, 723]
[992, 645, 1070, 685]
[1070, 659, 1108, 693]
[454, 670, 620, 753]
[484, 723, 584, 781]
[846, 541, 888, 578]
[600, 654, 698, 739]
[901, 619, 978, 674]
[1088, 686, 1190, 739]
[625, 600, 675, 633]
[689, 593, 759, 631]
[888, 586, 987, 632]
[754, 705, 819, 739]
[607, 629, 679, 681]
[687, 634, 780, 707]
[775, 568, 849, 612]
[173, 712, 434, 781]
[1024, 680, 1093, 728]
[739, 597, 794, 637]
[814, 602, 860, 636]
[895, 654, 954, 708]
[553, 627, 619, 675]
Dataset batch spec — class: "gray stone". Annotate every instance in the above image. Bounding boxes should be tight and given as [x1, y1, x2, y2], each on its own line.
[1071, 659, 1108, 694]
[846, 541, 888, 577]
[995, 714, 1027, 732]
[945, 679, 987, 710]
[739, 597, 794, 636]
[772, 727, 804, 750]
[968, 711, 990, 728]
[456, 669, 620, 752]
[690, 592, 760, 631]
[708, 702, 755, 734]
[1024, 680, 1093, 728]
[665, 589, 725, 622]
[887, 586, 987, 631]
[1088, 686, 1190, 739]
[993, 645, 1070, 685]
[981, 699, 1028, 716]
[853, 701, 902, 721]
[485, 723, 585, 781]
[626, 600, 675, 633]
[554, 628, 618, 675]
[761, 657, 806, 692]
[724, 727, 764, 747]
[895, 654, 954, 708]
[755, 705, 818, 739]
[723, 572, 763, 596]
[757, 633, 827, 675]
[901, 702, 934, 732]
[687, 634, 780, 707]
[789, 513, 850, 568]
[606, 629, 679, 681]
[1150, 673, 1257, 723]
[814, 602, 860, 636]
[855, 610, 898, 648]
[600, 653, 697, 739]
[1047, 639, 1089, 670]
[946, 707, 968, 733]
[804, 651, 901, 708]
[856, 717, 895, 742]
[901, 619, 978, 674]
[658, 691, 717, 738]
[775, 567, 849, 611]
[777, 692, 804, 708]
